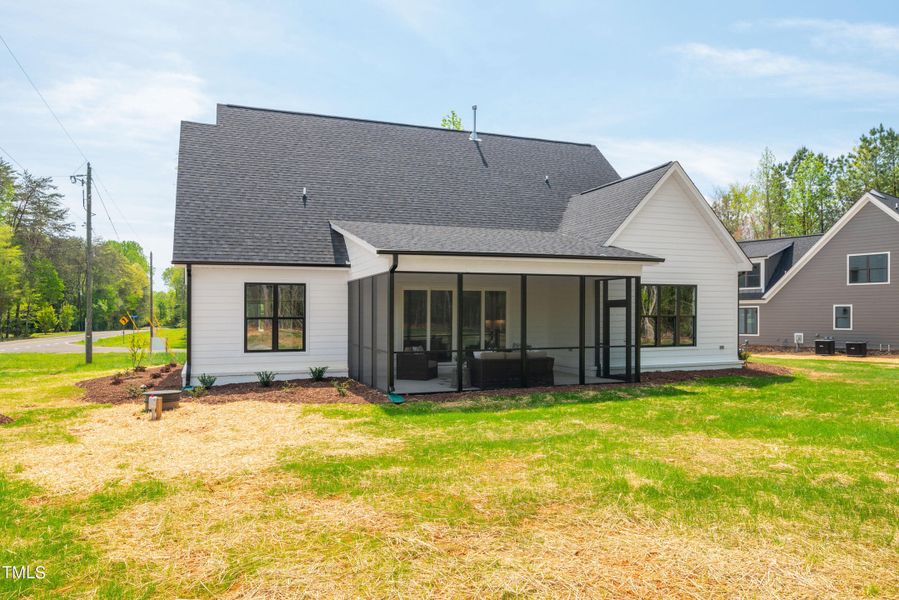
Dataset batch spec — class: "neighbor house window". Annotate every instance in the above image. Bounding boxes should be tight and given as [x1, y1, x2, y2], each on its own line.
[847, 253, 889, 284]
[641, 285, 696, 347]
[833, 305, 852, 330]
[245, 283, 306, 352]
[738, 262, 763, 289]
[739, 307, 759, 335]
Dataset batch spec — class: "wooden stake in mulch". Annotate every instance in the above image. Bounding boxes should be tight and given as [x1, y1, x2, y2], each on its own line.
[148, 396, 163, 421]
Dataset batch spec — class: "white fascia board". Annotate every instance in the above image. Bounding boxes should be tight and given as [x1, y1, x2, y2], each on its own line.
[329, 222, 381, 254]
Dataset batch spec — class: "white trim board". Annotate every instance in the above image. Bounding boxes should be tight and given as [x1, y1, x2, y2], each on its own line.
[760, 193, 899, 301]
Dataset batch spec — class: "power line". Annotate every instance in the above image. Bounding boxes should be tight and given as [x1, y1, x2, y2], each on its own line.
[92, 172, 138, 239]
[0, 33, 137, 243]
[0, 143, 26, 171]
[0, 32, 89, 163]
[90, 178, 121, 241]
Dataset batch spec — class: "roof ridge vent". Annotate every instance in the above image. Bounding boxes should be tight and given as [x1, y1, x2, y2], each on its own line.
[469, 105, 481, 142]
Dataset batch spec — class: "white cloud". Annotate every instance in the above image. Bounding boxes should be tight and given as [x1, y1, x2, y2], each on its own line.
[597, 137, 761, 193]
[771, 18, 899, 53]
[371, 0, 448, 35]
[671, 42, 899, 98]
[43, 66, 210, 143]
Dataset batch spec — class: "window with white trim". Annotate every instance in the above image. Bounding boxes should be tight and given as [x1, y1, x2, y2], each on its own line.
[848, 253, 889, 284]
[833, 305, 852, 330]
[738, 261, 763, 290]
[738, 307, 759, 335]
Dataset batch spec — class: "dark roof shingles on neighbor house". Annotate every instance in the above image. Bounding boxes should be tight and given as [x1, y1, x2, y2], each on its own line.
[173, 104, 669, 265]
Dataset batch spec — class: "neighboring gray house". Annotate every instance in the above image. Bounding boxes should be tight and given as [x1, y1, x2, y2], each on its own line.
[738, 190, 899, 349]
[173, 104, 752, 393]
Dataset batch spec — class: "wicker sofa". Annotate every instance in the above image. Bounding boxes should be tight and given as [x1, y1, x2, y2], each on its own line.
[467, 351, 554, 389]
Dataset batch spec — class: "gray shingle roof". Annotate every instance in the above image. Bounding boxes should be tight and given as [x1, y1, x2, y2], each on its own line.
[173, 105, 628, 265]
[738, 235, 823, 262]
[559, 162, 673, 242]
[332, 220, 662, 261]
[871, 189, 899, 213]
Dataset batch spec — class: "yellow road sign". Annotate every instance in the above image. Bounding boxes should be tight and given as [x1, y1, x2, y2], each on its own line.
[119, 316, 129, 326]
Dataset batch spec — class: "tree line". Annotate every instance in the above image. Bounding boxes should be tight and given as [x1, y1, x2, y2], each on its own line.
[0, 160, 185, 337]
[711, 125, 898, 240]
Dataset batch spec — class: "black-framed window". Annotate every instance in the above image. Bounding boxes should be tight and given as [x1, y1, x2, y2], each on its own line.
[739, 262, 762, 289]
[245, 283, 306, 352]
[848, 253, 888, 284]
[641, 285, 696, 347]
[739, 307, 758, 335]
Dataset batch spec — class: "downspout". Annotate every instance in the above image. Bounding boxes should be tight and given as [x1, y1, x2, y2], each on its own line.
[387, 254, 399, 392]
[184, 264, 192, 388]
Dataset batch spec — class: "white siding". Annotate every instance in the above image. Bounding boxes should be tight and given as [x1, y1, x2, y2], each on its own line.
[614, 175, 743, 371]
[344, 236, 392, 281]
[190, 265, 349, 385]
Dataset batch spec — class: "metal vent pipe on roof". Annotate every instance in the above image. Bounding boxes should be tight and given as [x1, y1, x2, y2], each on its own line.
[469, 105, 481, 142]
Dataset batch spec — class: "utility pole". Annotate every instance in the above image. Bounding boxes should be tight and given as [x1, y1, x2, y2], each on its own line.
[85, 162, 92, 364]
[149, 252, 154, 339]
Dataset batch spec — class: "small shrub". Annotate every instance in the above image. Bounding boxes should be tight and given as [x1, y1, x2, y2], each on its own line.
[126, 385, 142, 399]
[150, 372, 162, 380]
[128, 334, 148, 371]
[738, 348, 752, 361]
[168, 354, 178, 368]
[281, 381, 296, 391]
[198, 373, 217, 388]
[256, 371, 276, 387]
[332, 379, 350, 398]
[34, 306, 58, 334]
[187, 386, 207, 398]
[111, 371, 125, 385]
[58, 303, 76, 332]
[309, 366, 328, 381]
[161, 365, 171, 374]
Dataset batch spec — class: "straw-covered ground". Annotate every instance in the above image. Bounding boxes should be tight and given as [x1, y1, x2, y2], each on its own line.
[0, 353, 896, 598]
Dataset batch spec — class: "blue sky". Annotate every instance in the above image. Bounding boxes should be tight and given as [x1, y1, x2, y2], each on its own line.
[2, 1, 898, 284]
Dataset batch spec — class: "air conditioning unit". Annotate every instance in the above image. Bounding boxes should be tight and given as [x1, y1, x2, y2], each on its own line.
[794, 333, 804, 345]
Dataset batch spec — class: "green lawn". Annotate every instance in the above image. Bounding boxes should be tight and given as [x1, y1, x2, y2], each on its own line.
[80, 327, 186, 350]
[0, 355, 896, 598]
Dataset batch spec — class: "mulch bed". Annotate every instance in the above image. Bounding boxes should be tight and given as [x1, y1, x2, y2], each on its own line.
[0, 414, 13, 425]
[76, 363, 790, 407]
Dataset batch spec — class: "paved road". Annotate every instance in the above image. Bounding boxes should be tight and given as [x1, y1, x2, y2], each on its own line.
[0, 331, 128, 354]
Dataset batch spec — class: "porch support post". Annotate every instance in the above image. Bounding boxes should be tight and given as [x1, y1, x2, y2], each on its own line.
[520, 274, 528, 387]
[456, 272, 463, 392]
[371, 276, 377, 388]
[578, 275, 585, 385]
[601, 279, 610, 378]
[625, 276, 633, 383]
[387, 255, 398, 391]
[634, 276, 641, 383]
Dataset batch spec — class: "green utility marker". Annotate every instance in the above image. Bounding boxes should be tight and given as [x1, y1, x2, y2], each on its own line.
[387, 392, 405, 404]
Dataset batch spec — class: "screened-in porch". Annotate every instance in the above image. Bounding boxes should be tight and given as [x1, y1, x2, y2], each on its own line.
[347, 271, 642, 394]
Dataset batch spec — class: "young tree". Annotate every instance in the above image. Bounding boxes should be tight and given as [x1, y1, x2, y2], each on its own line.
[711, 183, 755, 239]
[751, 148, 787, 239]
[0, 224, 22, 335]
[440, 110, 463, 130]
[34, 305, 58, 333]
[58, 302, 76, 332]
[787, 152, 832, 235]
